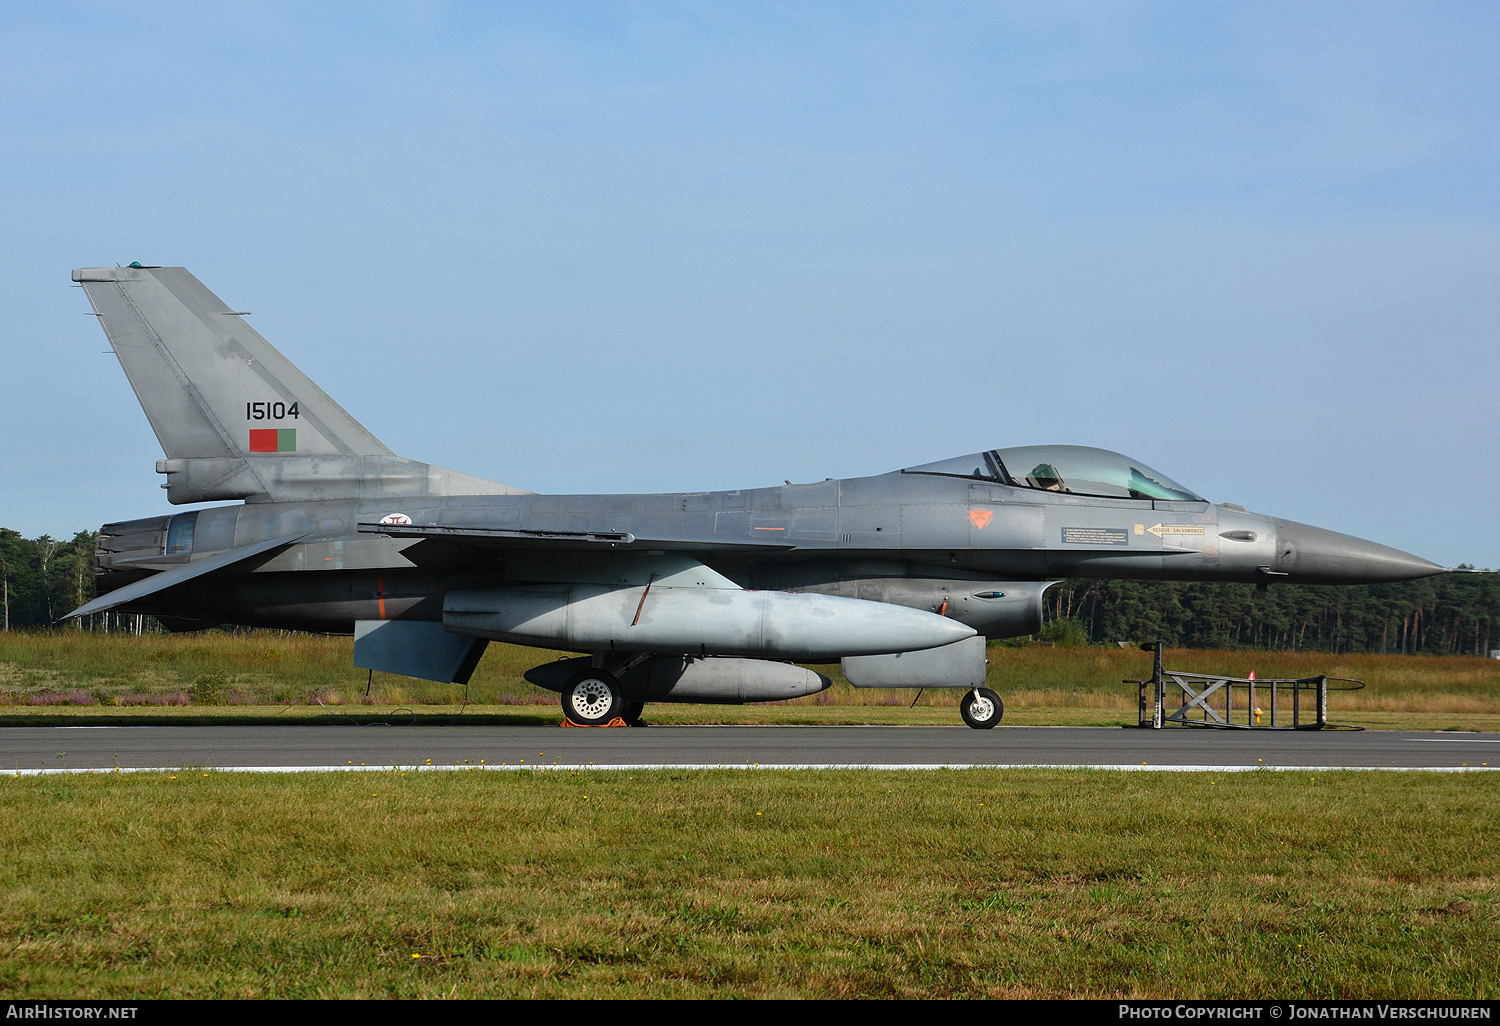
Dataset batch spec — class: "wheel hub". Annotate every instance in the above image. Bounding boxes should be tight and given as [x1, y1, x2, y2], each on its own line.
[570, 678, 614, 719]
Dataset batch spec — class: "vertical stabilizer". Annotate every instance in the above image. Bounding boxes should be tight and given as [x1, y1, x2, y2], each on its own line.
[74, 265, 527, 503]
[75, 265, 391, 460]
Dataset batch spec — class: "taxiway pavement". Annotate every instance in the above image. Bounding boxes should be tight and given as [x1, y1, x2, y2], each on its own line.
[3, 724, 1496, 773]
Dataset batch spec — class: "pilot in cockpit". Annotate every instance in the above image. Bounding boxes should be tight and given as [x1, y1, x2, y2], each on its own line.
[1027, 463, 1065, 491]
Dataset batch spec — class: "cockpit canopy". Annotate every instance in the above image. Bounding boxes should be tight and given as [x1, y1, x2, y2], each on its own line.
[903, 445, 1204, 502]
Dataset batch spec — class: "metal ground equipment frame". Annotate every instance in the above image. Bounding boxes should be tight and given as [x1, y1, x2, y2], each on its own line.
[1129, 643, 1364, 730]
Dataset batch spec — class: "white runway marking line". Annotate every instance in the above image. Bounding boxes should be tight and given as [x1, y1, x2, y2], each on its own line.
[6, 763, 1499, 776]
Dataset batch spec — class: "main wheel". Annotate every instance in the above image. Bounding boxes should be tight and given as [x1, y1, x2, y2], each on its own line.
[960, 687, 1003, 730]
[621, 701, 646, 726]
[561, 669, 623, 725]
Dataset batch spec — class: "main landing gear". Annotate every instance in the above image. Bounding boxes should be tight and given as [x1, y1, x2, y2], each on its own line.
[960, 687, 1004, 729]
[561, 668, 622, 725]
[559, 668, 646, 726]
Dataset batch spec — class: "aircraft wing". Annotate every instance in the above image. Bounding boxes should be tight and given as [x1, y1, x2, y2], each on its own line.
[63, 534, 307, 620]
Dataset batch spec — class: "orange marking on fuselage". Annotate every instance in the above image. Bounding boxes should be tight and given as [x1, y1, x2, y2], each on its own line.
[968, 509, 993, 529]
[378, 575, 386, 620]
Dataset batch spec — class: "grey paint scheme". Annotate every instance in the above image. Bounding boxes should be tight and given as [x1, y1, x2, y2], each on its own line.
[68, 267, 1449, 705]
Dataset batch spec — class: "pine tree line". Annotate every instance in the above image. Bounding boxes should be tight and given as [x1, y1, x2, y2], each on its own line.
[0, 528, 98, 630]
[1043, 572, 1498, 656]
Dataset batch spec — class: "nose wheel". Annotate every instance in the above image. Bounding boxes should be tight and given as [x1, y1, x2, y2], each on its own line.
[960, 687, 1003, 729]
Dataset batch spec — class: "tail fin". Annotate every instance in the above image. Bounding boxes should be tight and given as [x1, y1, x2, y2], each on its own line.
[75, 265, 526, 503]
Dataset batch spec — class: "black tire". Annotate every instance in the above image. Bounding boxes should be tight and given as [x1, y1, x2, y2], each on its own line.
[621, 701, 646, 726]
[561, 669, 623, 725]
[960, 687, 1003, 730]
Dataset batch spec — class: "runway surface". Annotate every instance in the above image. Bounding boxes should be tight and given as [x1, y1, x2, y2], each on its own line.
[3, 723, 1497, 773]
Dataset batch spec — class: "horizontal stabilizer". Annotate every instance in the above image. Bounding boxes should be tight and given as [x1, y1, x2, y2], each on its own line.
[62, 534, 306, 620]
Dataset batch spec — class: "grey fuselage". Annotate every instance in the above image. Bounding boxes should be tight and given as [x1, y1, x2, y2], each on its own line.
[96, 463, 1432, 642]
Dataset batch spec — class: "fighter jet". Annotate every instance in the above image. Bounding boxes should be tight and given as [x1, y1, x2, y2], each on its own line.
[65, 265, 1448, 728]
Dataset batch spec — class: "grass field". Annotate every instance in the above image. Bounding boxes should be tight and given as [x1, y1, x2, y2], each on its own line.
[3, 631, 1498, 999]
[3, 629, 1499, 729]
[2, 769, 1497, 999]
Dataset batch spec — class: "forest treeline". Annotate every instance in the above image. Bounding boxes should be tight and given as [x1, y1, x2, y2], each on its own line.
[1, 529, 96, 629]
[1040, 573, 1497, 656]
[2, 527, 1496, 656]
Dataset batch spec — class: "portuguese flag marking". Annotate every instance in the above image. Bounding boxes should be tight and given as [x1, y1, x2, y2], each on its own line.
[249, 428, 297, 453]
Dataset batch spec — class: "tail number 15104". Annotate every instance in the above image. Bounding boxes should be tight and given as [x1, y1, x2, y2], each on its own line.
[246, 401, 300, 421]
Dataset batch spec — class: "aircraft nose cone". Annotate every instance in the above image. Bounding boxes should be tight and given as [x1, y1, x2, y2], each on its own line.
[1272, 518, 1446, 584]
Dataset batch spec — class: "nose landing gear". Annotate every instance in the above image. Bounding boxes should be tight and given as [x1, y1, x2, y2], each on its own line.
[960, 687, 1003, 729]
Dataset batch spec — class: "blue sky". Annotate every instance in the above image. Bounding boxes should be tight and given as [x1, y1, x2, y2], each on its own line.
[2, 2, 1495, 568]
